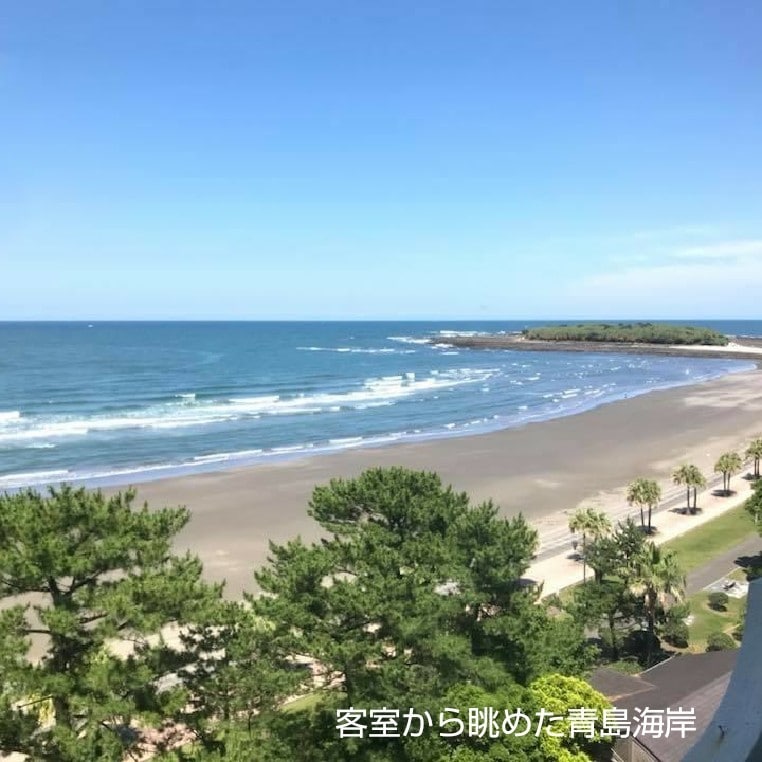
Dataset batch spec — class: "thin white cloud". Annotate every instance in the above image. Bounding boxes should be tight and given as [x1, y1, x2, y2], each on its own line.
[671, 240, 762, 260]
[625, 225, 717, 242]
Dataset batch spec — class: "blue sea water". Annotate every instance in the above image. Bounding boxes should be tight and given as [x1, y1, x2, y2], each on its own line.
[0, 320, 759, 490]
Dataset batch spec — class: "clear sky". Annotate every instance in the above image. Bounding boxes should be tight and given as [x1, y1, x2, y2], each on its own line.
[2, 1, 761, 320]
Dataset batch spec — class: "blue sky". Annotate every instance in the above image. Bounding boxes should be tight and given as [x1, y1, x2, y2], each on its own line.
[2, 1, 761, 319]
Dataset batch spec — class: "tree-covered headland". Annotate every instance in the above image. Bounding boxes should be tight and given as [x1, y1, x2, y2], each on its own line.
[522, 322, 728, 345]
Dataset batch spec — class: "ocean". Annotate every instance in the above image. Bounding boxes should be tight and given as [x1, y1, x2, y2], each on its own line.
[0, 320, 759, 491]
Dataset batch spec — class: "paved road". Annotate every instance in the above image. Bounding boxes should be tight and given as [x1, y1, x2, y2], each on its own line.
[686, 535, 762, 595]
[535, 467, 751, 562]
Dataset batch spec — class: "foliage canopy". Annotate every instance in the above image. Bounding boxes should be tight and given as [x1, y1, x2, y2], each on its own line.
[522, 322, 728, 345]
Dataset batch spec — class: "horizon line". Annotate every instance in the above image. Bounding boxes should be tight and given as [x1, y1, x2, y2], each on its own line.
[0, 317, 760, 324]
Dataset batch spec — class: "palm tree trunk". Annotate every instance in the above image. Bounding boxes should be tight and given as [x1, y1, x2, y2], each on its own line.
[640, 505, 645, 530]
[582, 531, 587, 582]
[647, 504, 653, 534]
[608, 613, 619, 661]
[646, 593, 657, 667]
[685, 486, 690, 514]
[692, 486, 698, 513]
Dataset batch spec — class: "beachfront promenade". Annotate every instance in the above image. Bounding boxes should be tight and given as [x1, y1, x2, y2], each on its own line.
[531, 469, 758, 598]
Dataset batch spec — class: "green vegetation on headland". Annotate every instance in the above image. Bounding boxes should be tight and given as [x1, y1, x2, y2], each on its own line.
[522, 322, 729, 345]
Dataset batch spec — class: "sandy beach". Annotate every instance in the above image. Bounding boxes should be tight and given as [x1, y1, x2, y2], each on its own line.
[130, 368, 762, 597]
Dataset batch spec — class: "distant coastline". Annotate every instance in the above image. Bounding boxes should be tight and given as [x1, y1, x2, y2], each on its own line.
[523, 322, 729, 345]
[425, 333, 762, 363]
[1, 321, 759, 492]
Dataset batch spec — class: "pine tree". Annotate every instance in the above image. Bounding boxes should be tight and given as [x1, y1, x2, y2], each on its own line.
[0, 486, 222, 760]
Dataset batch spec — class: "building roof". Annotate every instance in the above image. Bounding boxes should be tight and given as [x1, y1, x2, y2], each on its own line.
[588, 666, 654, 702]
[642, 672, 732, 762]
[590, 651, 738, 762]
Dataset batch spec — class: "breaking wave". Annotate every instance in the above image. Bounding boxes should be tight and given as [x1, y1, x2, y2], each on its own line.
[0, 368, 498, 445]
[297, 346, 416, 354]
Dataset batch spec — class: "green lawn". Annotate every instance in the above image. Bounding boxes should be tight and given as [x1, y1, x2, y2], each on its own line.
[681, 590, 744, 652]
[661, 506, 756, 574]
[281, 691, 326, 713]
[554, 506, 756, 603]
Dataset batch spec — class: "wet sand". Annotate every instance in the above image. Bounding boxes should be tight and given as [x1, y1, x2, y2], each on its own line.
[131, 369, 762, 597]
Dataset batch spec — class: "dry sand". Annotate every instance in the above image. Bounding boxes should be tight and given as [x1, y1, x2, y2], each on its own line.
[130, 369, 762, 597]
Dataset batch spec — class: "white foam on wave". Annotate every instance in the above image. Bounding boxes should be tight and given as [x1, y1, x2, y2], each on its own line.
[272, 443, 315, 454]
[387, 336, 430, 345]
[0, 411, 21, 424]
[297, 346, 415, 354]
[0, 367, 499, 446]
[0, 410, 240, 443]
[192, 449, 263, 464]
[437, 330, 483, 338]
[0, 469, 69, 485]
[328, 436, 364, 446]
[221, 369, 497, 420]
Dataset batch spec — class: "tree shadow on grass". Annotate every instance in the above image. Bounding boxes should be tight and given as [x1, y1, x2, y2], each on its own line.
[668, 506, 704, 516]
[735, 552, 762, 580]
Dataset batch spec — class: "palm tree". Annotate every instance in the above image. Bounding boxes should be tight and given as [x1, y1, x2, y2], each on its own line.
[746, 438, 762, 479]
[714, 451, 743, 496]
[569, 506, 612, 581]
[672, 464, 707, 515]
[626, 478, 662, 534]
[629, 542, 686, 667]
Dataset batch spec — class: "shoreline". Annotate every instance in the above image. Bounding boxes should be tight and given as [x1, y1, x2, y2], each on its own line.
[1, 355, 755, 493]
[126, 367, 762, 597]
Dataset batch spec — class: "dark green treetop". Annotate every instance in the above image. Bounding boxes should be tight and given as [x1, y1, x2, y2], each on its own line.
[0, 486, 222, 761]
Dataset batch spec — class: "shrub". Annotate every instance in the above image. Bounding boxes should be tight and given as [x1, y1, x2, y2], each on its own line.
[706, 631, 736, 652]
[663, 620, 690, 649]
[707, 591, 729, 611]
[666, 602, 690, 622]
[608, 657, 641, 675]
[623, 630, 661, 663]
[734, 599, 747, 641]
